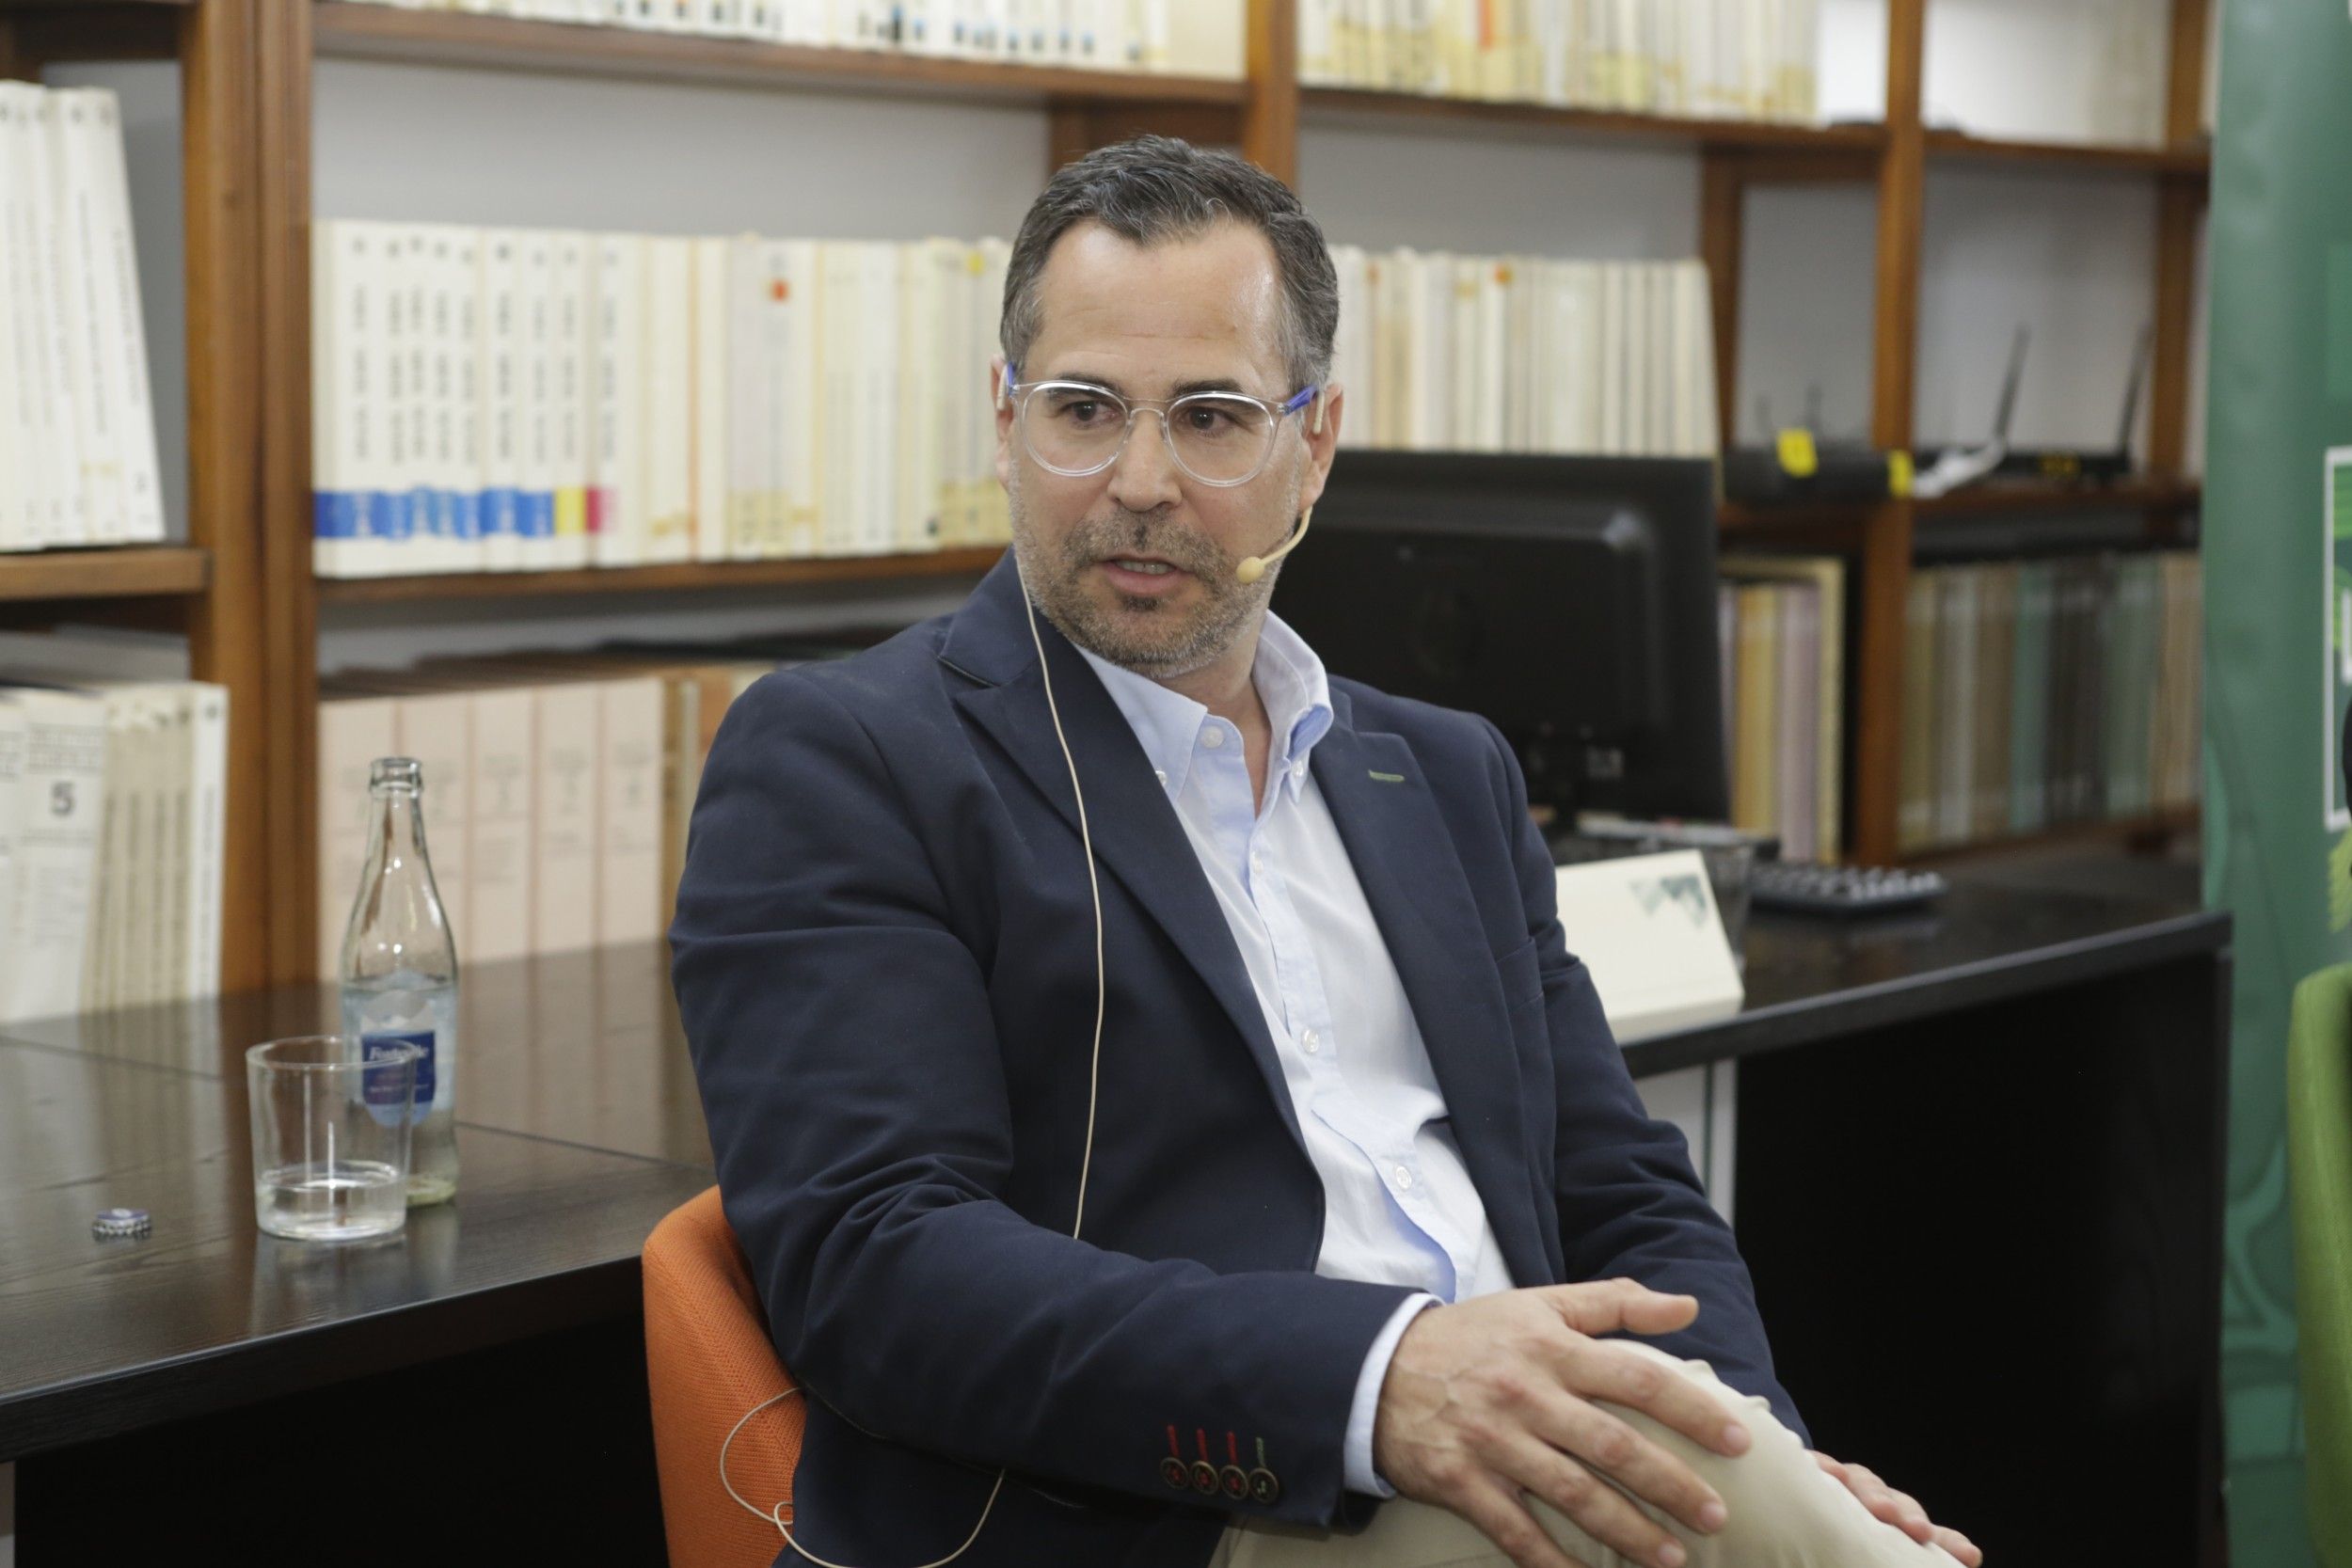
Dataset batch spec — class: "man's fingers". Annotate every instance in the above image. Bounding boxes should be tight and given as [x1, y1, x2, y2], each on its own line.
[1450, 1476, 1594, 1568]
[1559, 1338, 1752, 1460]
[1932, 1525, 1984, 1566]
[1540, 1278, 1700, 1338]
[1528, 1384, 1726, 1536]
[1496, 1433, 1693, 1568]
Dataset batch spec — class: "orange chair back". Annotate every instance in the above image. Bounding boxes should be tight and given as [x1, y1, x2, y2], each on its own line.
[644, 1184, 804, 1568]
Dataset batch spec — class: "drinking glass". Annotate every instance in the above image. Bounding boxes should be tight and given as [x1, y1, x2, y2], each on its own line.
[246, 1035, 420, 1242]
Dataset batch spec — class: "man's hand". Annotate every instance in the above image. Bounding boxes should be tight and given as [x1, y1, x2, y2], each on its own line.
[1371, 1278, 1749, 1568]
[1811, 1451, 1983, 1566]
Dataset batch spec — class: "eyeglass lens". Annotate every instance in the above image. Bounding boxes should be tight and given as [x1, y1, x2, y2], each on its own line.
[1023, 386, 1279, 483]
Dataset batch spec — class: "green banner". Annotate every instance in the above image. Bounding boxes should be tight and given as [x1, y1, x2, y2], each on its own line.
[2206, 5, 2352, 1565]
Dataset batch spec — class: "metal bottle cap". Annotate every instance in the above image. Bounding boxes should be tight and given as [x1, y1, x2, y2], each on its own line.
[92, 1208, 151, 1240]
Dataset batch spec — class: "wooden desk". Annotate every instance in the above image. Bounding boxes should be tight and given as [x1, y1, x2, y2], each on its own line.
[0, 875, 2229, 1566]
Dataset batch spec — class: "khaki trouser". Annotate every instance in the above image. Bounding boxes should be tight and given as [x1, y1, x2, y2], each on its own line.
[1213, 1343, 1963, 1568]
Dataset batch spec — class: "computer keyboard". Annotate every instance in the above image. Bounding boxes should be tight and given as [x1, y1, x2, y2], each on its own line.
[1748, 860, 1949, 916]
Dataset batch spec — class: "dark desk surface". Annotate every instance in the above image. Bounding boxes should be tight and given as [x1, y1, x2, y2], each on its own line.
[0, 873, 2230, 1462]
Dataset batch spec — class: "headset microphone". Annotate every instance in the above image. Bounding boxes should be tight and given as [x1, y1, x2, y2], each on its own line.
[1235, 506, 1311, 586]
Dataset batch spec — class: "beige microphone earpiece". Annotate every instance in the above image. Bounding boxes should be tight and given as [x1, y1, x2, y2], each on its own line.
[1236, 506, 1311, 586]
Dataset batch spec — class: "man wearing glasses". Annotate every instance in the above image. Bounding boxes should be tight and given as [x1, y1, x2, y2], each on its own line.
[672, 135, 1979, 1568]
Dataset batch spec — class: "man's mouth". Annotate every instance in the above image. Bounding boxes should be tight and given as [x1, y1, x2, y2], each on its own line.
[1105, 558, 1179, 576]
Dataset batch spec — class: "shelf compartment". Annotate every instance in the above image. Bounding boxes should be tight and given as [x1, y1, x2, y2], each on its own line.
[314, 545, 1006, 605]
[311, 2, 1250, 108]
[0, 546, 212, 605]
[1904, 805, 2201, 867]
[1303, 87, 1887, 158]
[1923, 129, 2210, 178]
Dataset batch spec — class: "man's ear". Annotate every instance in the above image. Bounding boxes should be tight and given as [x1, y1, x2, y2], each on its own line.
[992, 356, 1015, 489]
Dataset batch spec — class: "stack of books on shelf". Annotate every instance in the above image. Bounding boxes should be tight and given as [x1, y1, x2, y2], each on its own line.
[314, 634, 885, 976]
[1717, 554, 1842, 863]
[0, 85, 167, 556]
[1301, 0, 1820, 124]
[330, 0, 1245, 75]
[0, 630, 230, 1024]
[1898, 550, 2201, 855]
[312, 222, 1014, 578]
[1328, 251, 1718, 457]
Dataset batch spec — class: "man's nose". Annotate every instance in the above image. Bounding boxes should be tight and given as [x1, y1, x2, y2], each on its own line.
[1106, 409, 1184, 512]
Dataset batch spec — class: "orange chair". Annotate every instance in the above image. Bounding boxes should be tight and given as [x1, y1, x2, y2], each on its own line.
[644, 1185, 804, 1568]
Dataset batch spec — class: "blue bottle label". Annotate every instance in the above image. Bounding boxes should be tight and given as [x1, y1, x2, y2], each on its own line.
[362, 1029, 436, 1126]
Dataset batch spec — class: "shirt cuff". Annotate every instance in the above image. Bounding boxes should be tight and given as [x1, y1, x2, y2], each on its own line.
[1343, 1293, 1440, 1497]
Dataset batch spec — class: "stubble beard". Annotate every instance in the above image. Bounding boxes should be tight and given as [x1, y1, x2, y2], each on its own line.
[1007, 467, 1295, 682]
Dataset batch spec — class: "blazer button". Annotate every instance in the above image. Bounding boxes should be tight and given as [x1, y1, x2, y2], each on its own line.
[1190, 1461, 1220, 1496]
[1248, 1468, 1280, 1507]
[1160, 1457, 1189, 1490]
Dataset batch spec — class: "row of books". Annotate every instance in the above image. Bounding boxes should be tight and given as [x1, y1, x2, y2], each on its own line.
[1303, 0, 1820, 124]
[0, 630, 230, 1025]
[1717, 554, 1841, 864]
[311, 222, 1014, 578]
[314, 635, 887, 977]
[337, 0, 1245, 75]
[1898, 552, 2201, 854]
[0, 85, 167, 555]
[1329, 252, 1719, 458]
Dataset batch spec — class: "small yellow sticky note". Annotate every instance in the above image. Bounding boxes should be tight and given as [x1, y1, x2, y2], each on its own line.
[967, 250, 985, 275]
[1888, 451, 1915, 497]
[1775, 428, 1820, 479]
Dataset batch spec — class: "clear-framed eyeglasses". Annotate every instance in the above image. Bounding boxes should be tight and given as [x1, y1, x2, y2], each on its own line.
[1003, 363, 1322, 488]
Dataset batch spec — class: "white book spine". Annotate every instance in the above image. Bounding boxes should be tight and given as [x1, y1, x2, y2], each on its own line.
[351, 221, 400, 576]
[377, 227, 421, 575]
[596, 677, 666, 946]
[726, 234, 771, 562]
[3, 689, 107, 1021]
[50, 92, 125, 545]
[15, 88, 85, 552]
[865, 242, 900, 555]
[550, 230, 594, 570]
[0, 91, 24, 552]
[465, 686, 535, 962]
[397, 224, 441, 573]
[644, 237, 696, 562]
[532, 682, 600, 954]
[447, 230, 487, 571]
[590, 233, 644, 567]
[516, 230, 559, 571]
[480, 230, 526, 570]
[691, 236, 731, 562]
[1, 89, 53, 548]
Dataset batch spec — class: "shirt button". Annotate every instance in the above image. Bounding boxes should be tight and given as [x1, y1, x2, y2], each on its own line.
[1392, 1166, 1414, 1191]
[1153, 768, 1168, 787]
[1301, 1028, 1320, 1054]
[1201, 728, 1226, 750]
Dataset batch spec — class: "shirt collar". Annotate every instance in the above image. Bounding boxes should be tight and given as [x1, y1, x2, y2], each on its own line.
[1074, 610, 1335, 804]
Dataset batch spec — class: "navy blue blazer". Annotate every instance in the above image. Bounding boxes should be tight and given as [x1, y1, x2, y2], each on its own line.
[670, 555, 1803, 1568]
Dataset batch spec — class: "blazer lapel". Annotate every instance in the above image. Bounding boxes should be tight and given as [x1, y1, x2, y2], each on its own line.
[1312, 707, 1549, 1291]
[944, 562, 1310, 1158]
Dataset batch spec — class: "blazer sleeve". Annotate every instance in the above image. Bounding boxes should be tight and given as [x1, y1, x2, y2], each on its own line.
[1475, 717, 1810, 1446]
[669, 670, 1419, 1525]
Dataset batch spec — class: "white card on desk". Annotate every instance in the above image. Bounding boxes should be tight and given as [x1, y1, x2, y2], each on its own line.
[1551, 848, 1744, 1043]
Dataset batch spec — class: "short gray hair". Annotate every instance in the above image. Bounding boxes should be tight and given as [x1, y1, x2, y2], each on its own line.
[1000, 135, 1337, 395]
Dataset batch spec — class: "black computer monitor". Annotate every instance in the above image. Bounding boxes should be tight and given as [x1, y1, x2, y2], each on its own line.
[1271, 451, 1728, 824]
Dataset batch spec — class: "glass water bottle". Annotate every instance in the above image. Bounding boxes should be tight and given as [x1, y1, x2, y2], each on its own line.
[339, 756, 460, 1206]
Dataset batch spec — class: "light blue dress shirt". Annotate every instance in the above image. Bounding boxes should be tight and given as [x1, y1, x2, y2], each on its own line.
[1074, 610, 1517, 1497]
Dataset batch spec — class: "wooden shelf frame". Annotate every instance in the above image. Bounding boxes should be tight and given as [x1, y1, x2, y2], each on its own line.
[0, 547, 213, 604]
[316, 546, 1007, 605]
[13, 0, 2213, 982]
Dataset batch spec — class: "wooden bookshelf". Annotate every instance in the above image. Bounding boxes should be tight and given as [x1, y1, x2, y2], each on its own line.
[0, 547, 212, 604]
[1914, 478, 2202, 519]
[10, 0, 2213, 983]
[311, 2, 1252, 106]
[1923, 127, 2211, 179]
[317, 546, 1005, 605]
[1302, 87, 1887, 158]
